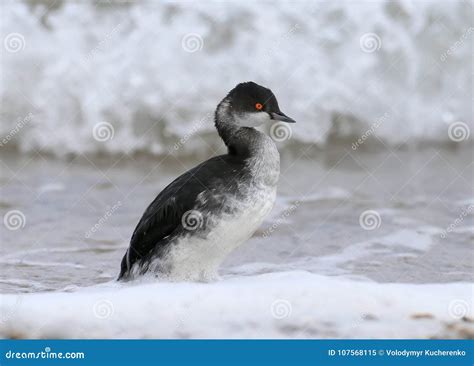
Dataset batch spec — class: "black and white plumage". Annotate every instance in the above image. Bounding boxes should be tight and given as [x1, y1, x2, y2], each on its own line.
[118, 82, 295, 281]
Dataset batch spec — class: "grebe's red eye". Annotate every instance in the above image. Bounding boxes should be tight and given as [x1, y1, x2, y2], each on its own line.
[255, 103, 263, 110]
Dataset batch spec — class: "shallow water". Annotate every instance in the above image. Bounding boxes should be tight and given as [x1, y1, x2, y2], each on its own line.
[1, 145, 472, 294]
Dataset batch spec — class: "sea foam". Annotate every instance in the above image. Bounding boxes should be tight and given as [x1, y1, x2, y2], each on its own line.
[0, 1, 472, 158]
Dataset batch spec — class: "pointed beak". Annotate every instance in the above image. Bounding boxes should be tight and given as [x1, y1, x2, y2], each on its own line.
[270, 111, 296, 123]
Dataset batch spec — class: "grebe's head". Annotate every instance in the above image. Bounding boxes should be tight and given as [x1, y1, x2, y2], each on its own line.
[220, 81, 295, 128]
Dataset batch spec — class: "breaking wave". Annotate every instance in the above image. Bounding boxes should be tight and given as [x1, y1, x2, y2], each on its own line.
[1, 0, 472, 158]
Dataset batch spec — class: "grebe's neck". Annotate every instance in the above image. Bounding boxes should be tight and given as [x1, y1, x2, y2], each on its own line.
[215, 99, 280, 186]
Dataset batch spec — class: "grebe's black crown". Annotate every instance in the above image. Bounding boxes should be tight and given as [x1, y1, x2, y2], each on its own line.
[225, 81, 295, 123]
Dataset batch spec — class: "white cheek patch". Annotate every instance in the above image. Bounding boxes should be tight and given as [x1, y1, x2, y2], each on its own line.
[234, 112, 271, 128]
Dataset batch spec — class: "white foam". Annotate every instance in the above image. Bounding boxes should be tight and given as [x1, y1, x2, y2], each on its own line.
[0, 259, 85, 269]
[37, 183, 65, 194]
[317, 227, 437, 267]
[0, 271, 471, 338]
[1, 1, 472, 158]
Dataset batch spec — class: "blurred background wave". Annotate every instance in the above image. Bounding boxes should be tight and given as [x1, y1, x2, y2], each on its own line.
[1, 0, 472, 158]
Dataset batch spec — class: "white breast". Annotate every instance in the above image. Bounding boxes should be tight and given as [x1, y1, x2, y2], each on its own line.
[161, 185, 277, 282]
